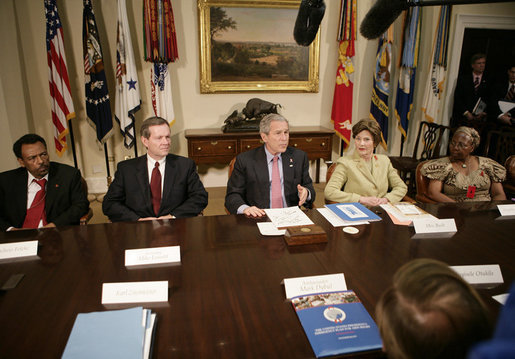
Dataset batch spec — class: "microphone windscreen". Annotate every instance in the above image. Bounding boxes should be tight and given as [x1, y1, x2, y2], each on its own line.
[360, 0, 408, 40]
[294, 0, 326, 47]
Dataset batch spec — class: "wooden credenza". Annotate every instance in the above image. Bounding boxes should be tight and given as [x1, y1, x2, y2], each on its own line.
[185, 126, 334, 182]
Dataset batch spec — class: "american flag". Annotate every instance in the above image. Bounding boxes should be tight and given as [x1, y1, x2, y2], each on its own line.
[45, 0, 75, 156]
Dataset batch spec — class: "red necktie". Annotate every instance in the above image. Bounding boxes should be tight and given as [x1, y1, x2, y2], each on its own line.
[150, 162, 161, 216]
[271, 156, 283, 208]
[473, 76, 480, 94]
[23, 178, 48, 228]
[507, 84, 515, 101]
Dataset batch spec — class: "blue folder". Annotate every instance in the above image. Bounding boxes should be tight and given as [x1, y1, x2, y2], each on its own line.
[325, 202, 381, 222]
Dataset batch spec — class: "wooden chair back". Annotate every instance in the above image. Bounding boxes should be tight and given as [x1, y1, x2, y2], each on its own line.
[415, 160, 436, 203]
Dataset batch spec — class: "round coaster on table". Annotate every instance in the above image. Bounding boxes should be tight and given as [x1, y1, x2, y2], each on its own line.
[343, 226, 359, 234]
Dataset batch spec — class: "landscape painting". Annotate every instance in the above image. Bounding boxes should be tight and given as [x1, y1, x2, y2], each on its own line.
[198, 0, 320, 93]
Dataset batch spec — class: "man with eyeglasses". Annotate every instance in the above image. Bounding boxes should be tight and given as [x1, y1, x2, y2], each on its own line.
[0, 134, 89, 231]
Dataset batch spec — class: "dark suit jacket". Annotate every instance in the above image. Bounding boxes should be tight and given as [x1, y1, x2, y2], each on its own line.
[452, 72, 491, 128]
[102, 154, 208, 222]
[489, 79, 515, 121]
[0, 162, 89, 231]
[225, 146, 315, 214]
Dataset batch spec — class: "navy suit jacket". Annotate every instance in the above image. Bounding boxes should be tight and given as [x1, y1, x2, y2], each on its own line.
[224, 146, 315, 214]
[0, 162, 89, 231]
[102, 154, 208, 222]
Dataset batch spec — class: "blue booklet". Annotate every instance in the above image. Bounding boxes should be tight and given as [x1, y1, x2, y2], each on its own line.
[62, 307, 155, 359]
[292, 290, 382, 357]
[325, 202, 382, 222]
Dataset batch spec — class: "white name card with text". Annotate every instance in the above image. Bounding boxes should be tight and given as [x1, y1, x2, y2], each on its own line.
[283, 273, 347, 300]
[498, 204, 515, 217]
[0, 241, 38, 260]
[101, 281, 169, 304]
[451, 265, 504, 288]
[412, 218, 457, 238]
[125, 246, 180, 267]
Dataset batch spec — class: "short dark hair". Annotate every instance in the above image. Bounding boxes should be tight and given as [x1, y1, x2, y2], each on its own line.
[376, 259, 491, 359]
[140, 117, 169, 139]
[470, 53, 486, 65]
[13, 134, 47, 159]
[351, 119, 382, 147]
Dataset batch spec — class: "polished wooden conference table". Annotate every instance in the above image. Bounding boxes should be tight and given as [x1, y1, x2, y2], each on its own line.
[0, 202, 514, 358]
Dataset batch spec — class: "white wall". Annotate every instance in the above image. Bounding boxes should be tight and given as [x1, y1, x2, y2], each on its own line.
[1, 0, 515, 192]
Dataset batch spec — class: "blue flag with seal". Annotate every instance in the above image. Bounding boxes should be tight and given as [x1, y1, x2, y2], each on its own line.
[83, 0, 113, 144]
[369, 32, 392, 150]
[395, 7, 421, 139]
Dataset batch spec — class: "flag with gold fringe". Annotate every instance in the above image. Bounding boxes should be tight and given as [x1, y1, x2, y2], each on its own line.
[115, 0, 141, 149]
[369, 30, 393, 150]
[394, 7, 421, 140]
[45, 0, 75, 156]
[144, 0, 178, 126]
[83, 0, 113, 144]
[421, 5, 451, 123]
[143, 0, 178, 63]
[331, 0, 356, 151]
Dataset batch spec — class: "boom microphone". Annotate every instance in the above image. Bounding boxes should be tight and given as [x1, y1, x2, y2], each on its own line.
[360, 0, 515, 40]
[294, 0, 326, 46]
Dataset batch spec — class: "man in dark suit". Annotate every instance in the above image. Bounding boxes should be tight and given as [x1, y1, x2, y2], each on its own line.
[0, 134, 89, 231]
[103, 117, 208, 222]
[225, 114, 315, 217]
[452, 53, 491, 133]
[489, 64, 515, 126]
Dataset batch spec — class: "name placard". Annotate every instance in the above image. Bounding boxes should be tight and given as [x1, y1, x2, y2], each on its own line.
[497, 204, 515, 217]
[283, 273, 347, 300]
[412, 218, 457, 238]
[451, 264, 504, 288]
[125, 246, 180, 267]
[0, 240, 38, 260]
[101, 281, 169, 304]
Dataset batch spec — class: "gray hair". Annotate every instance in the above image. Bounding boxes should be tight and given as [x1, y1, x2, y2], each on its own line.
[140, 117, 169, 139]
[454, 126, 480, 149]
[259, 114, 289, 134]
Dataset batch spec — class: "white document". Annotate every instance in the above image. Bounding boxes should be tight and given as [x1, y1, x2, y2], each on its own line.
[283, 273, 347, 299]
[143, 311, 156, 359]
[264, 206, 314, 229]
[125, 246, 180, 267]
[0, 240, 38, 261]
[493, 293, 509, 305]
[499, 100, 515, 114]
[412, 218, 457, 238]
[497, 204, 515, 217]
[317, 208, 369, 227]
[381, 203, 436, 225]
[451, 264, 503, 288]
[101, 281, 169, 304]
[257, 222, 286, 236]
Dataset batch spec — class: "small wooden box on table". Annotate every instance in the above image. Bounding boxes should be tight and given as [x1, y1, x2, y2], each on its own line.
[185, 126, 334, 182]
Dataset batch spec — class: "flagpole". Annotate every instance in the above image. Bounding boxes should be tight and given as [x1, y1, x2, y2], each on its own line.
[68, 120, 79, 169]
[399, 136, 405, 156]
[104, 143, 112, 186]
[133, 119, 138, 158]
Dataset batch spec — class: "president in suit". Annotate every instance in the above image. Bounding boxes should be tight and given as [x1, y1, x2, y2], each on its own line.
[225, 114, 315, 217]
[103, 117, 208, 222]
[0, 134, 89, 231]
[325, 119, 407, 205]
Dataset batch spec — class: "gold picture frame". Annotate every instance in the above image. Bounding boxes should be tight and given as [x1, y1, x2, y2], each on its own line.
[198, 0, 320, 93]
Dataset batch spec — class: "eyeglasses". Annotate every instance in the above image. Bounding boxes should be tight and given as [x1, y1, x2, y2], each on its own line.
[449, 141, 471, 149]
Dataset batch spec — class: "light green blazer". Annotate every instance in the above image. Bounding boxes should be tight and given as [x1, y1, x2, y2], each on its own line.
[324, 152, 407, 203]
